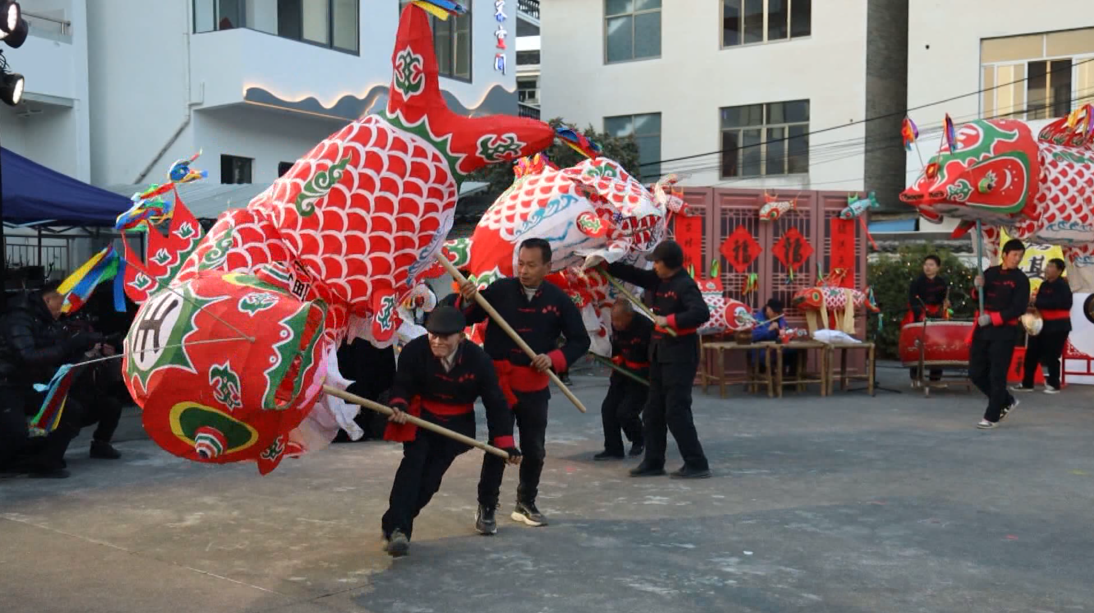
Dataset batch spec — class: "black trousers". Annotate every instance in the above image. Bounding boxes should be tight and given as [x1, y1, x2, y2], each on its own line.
[71, 388, 123, 443]
[381, 412, 474, 539]
[0, 387, 29, 470]
[1022, 329, 1069, 389]
[601, 373, 645, 454]
[478, 389, 548, 508]
[970, 332, 1017, 422]
[643, 359, 708, 470]
[0, 387, 85, 471]
[909, 366, 943, 381]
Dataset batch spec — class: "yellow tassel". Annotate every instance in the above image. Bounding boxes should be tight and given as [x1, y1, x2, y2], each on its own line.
[57, 248, 108, 295]
[412, 1, 451, 20]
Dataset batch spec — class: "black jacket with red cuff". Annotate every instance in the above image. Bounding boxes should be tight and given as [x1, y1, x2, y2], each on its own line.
[385, 335, 514, 449]
[611, 314, 653, 377]
[972, 265, 1030, 340]
[460, 277, 590, 393]
[1034, 277, 1073, 333]
[606, 263, 710, 364]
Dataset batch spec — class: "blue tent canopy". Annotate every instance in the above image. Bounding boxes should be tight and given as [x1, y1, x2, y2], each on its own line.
[1, 147, 132, 227]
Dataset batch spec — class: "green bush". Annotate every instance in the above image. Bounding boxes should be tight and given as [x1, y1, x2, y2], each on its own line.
[866, 244, 979, 358]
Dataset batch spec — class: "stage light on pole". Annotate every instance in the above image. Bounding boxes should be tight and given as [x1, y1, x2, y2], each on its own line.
[1, 1, 20, 33]
[0, 1, 28, 48]
[0, 70, 22, 106]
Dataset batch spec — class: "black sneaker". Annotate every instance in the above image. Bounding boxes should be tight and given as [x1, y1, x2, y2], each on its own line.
[670, 465, 712, 479]
[628, 442, 645, 457]
[475, 504, 497, 535]
[512, 500, 548, 527]
[384, 530, 410, 557]
[629, 462, 666, 477]
[90, 441, 122, 460]
[594, 450, 625, 461]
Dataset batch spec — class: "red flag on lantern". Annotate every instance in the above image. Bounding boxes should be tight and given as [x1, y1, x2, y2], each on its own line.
[719, 225, 762, 273]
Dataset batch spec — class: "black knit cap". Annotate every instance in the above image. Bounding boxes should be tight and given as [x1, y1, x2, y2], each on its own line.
[651, 240, 684, 269]
[426, 305, 466, 335]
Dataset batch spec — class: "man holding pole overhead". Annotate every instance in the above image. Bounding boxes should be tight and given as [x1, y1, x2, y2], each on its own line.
[601, 240, 712, 479]
[458, 238, 590, 534]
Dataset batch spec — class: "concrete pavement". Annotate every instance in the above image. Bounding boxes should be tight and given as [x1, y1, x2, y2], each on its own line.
[2, 364, 1093, 612]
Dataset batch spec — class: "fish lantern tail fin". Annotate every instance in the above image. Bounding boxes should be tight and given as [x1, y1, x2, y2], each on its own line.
[385, 3, 555, 180]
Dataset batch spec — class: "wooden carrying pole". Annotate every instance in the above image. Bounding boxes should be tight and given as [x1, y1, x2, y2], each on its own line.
[434, 255, 588, 414]
[323, 385, 510, 459]
[588, 352, 649, 386]
[601, 270, 677, 337]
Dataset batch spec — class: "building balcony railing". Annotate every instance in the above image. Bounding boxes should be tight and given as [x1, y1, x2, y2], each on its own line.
[518, 0, 539, 20]
[518, 103, 540, 120]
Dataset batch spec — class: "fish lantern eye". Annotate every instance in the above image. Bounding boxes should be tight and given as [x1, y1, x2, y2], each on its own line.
[925, 162, 939, 180]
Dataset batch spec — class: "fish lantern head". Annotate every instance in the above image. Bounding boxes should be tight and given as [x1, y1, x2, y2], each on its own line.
[900, 119, 1041, 224]
[792, 287, 825, 311]
[124, 270, 330, 468]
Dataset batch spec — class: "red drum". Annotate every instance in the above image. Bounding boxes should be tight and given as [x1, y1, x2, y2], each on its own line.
[898, 320, 975, 367]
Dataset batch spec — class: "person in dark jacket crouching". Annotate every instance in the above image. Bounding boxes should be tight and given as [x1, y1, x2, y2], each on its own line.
[0, 282, 102, 478]
[604, 240, 713, 479]
[380, 306, 521, 557]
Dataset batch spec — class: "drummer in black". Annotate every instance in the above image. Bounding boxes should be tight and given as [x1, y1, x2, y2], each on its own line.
[971, 239, 1030, 429]
[904, 254, 950, 383]
[1014, 258, 1072, 394]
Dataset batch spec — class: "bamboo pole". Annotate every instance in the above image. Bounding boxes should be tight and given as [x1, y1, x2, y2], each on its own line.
[600, 270, 677, 337]
[588, 352, 650, 387]
[322, 385, 511, 459]
[434, 255, 588, 414]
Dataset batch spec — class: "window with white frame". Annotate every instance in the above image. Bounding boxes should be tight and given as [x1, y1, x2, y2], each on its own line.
[605, 113, 661, 180]
[605, 0, 661, 64]
[720, 100, 809, 178]
[399, 0, 473, 81]
[980, 28, 1094, 121]
[722, 0, 810, 48]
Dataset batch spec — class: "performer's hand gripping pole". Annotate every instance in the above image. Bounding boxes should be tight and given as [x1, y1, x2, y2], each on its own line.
[434, 254, 588, 414]
[600, 269, 677, 337]
[322, 385, 511, 459]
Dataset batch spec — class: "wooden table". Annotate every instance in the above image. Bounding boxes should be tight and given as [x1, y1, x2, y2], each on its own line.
[824, 341, 876, 396]
[700, 341, 777, 398]
[773, 340, 829, 398]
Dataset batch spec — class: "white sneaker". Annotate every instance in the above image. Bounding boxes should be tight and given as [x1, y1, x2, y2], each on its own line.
[999, 397, 1020, 421]
[977, 419, 997, 429]
[1009, 385, 1034, 393]
[1044, 385, 1061, 394]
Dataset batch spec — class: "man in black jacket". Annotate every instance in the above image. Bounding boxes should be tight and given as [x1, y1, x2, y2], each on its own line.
[379, 306, 521, 557]
[605, 240, 712, 479]
[458, 238, 590, 534]
[0, 282, 101, 477]
[906, 254, 950, 383]
[595, 300, 649, 461]
[971, 239, 1030, 429]
[1014, 258, 1072, 394]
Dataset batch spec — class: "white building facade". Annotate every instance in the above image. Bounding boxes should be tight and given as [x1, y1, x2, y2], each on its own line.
[85, 0, 525, 192]
[540, 0, 908, 199]
[0, 0, 91, 182]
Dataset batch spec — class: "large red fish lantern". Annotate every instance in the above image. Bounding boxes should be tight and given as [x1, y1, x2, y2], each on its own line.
[120, 2, 556, 473]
